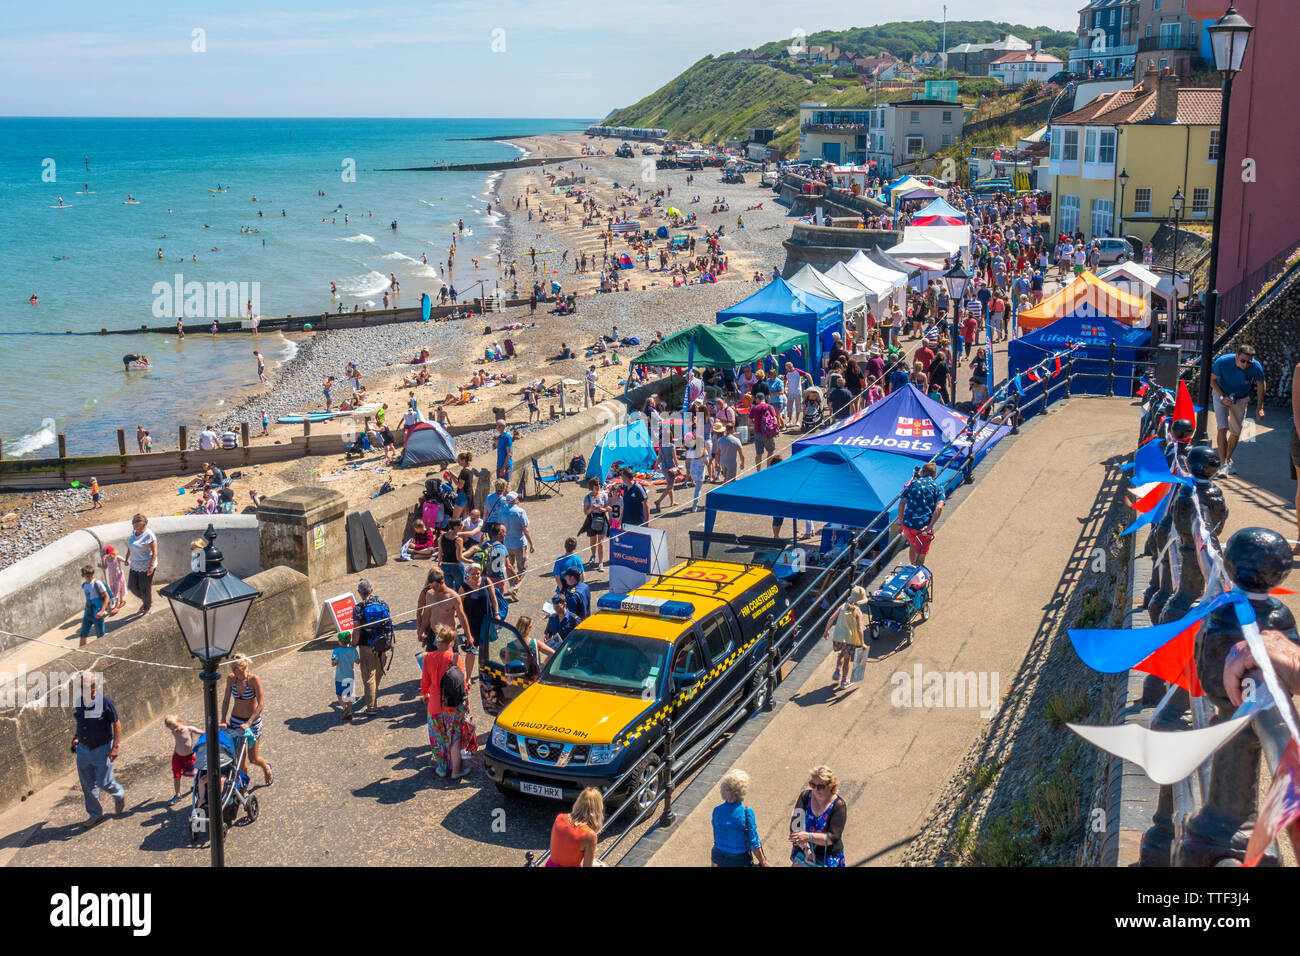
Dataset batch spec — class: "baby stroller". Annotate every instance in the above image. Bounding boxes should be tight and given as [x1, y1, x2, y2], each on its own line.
[866, 565, 933, 643]
[189, 728, 259, 845]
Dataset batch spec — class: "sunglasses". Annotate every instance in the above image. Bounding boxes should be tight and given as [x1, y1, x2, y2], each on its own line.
[809, 781, 829, 791]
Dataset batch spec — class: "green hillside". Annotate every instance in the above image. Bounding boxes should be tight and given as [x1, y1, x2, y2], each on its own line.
[603, 20, 1075, 155]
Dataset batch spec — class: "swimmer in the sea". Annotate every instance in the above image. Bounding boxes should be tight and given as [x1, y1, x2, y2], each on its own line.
[29, 294, 38, 304]
[158, 248, 164, 259]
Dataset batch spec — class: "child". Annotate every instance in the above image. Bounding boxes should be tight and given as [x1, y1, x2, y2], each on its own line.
[331, 633, 360, 722]
[100, 545, 127, 613]
[164, 714, 201, 800]
[261, 410, 270, 436]
[142, 430, 153, 452]
[78, 565, 110, 646]
[89, 476, 102, 509]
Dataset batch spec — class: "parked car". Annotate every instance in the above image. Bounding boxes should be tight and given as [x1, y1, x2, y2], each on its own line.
[1095, 237, 1132, 265]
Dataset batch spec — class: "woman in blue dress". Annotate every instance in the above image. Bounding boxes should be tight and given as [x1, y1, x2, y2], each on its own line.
[789, 765, 847, 867]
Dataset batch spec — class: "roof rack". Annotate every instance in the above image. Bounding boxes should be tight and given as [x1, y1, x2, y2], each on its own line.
[644, 559, 752, 594]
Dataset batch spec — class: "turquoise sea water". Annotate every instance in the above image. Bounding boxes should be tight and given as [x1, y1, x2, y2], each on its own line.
[0, 117, 589, 455]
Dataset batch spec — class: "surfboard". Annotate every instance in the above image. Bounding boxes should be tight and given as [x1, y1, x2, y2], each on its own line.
[122, 201, 141, 205]
[207, 188, 228, 193]
[48, 205, 72, 209]
[76, 191, 94, 194]
[276, 411, 337, 424]
[359, 511, 388, 566]
[345, 512, 368, 572]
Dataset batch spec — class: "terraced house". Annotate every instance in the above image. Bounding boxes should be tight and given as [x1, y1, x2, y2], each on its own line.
[1047, 67, 1219, 243]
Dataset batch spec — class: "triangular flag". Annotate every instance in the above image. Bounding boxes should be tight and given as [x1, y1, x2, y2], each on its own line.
[1069, 590, 1245, 672]
[1135, 621, 1204, 696]
[1174, 380, 1195, 426]
[1244, 739, 1300, 866]
[1118, 486, 1172, 535]
[1130, 438, 1194, 487]
[1136, 383, 1149, 397]
[1132, 482, 1172, 514]
[1052, 355, 1062, 378]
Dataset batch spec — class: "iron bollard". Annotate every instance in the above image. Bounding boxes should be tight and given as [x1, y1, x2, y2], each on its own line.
[1064, 358, 1074, 400]
[1106, 341, 1116, 397]
[658, 721, 676, 827]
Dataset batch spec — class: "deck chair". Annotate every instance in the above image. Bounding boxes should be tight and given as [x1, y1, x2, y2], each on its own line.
[531, 458, 565, 497]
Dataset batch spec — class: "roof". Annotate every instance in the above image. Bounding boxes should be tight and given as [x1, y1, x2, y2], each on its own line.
[1053, 83, 1221, 127]
[1017, 271, 1148, 330]
[947, 34, 1032, 55]
[991, 51, 1063, 65]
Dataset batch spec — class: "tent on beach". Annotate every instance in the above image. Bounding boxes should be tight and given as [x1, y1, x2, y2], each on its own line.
[399, 420, 457, 469]
[629, 317, 805, 370]
[716, 277, 842, 383]
[585, 420, 658, 481]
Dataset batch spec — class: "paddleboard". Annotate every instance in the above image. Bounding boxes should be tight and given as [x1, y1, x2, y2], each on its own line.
[208, 189, 229, 193]
[122, 200, 141, 205]
[276, 411, 337, 424]
[48, 205, 72, 209]
[76, 190, 95, 194]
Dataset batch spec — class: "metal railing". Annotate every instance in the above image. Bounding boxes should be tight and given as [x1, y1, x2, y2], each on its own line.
[526, 341, 1087, 866]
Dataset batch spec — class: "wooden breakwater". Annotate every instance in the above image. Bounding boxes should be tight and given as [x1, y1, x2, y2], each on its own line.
[378, 157, 560, 173]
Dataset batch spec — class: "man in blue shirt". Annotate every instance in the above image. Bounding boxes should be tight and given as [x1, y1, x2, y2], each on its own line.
[1209, 344, 1266, 476]
[71, 673, 125, 825]
[495, 419, 513, 481]
[501, 492, 534, 586]
[898, 462, 946, 567]
[620, 467, 648, 527]
[551, 536, 585, 581]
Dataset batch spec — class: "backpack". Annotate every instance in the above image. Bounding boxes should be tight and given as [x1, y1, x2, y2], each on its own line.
[358, 597, 395, 656]
[441, 656, 467, 709]
[755, 403, 779, 438]
[567, 454, 587, 476]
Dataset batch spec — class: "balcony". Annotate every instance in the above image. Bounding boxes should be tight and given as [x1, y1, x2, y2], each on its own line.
[1138, 35, 1200, 53]
[801, 123, 869, 134]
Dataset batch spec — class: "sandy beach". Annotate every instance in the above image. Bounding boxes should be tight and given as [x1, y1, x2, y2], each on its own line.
[0, 133, 796, 566]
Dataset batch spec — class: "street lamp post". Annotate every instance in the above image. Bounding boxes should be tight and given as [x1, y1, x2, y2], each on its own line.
[1194, 4, 1253, 445]
[943, 260, 974, 381]
[1117, 167, 1129, 239]
[160, 525, 261, 868]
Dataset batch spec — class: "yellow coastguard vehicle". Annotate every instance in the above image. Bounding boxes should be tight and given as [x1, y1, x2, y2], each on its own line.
[484, 559, 795, 807]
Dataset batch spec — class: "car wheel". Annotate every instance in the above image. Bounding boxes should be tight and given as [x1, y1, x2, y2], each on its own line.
[627, 754, 664, 813]
[747, 663, 775, 714]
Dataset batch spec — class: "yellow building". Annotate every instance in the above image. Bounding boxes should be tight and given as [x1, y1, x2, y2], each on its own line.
[1048, 69, 1220, 243]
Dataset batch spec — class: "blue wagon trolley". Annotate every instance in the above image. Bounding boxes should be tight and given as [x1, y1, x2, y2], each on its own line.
[188, 727, 259, 845]
[866, 565, 933, 642]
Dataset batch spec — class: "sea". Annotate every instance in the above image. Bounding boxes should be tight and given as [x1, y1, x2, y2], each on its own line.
[0, 117, 590, 457]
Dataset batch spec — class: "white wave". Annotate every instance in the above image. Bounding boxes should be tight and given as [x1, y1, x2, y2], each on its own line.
[9, 425, 56, 457]
[419, 199, 436, 208]
[337, 233, 376, 243]
[335, 270, 391, 297]
[278, 334, 299, 362]
[380, 251, 409, 260]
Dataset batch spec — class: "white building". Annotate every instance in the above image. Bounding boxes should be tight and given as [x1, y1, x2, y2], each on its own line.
[989, 49, 1064, 86]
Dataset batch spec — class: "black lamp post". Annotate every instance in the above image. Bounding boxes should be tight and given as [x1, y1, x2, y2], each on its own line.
[1195, 3, 1253, 444]
[160, 525, 260, 868]
[944, 261, 972, 372]
[1117, 168, 1129, 237]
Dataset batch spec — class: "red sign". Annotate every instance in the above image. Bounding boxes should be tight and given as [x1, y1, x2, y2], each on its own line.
[896, 417, 935, 437]
[326, 593, 355, 634]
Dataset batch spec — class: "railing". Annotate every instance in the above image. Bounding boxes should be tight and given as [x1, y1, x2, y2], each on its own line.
[1213, 243, 1300, 346]
[525, 341, 1086, 866]
[1137, 35, 1200, 53]
[801, 123, 869, 133]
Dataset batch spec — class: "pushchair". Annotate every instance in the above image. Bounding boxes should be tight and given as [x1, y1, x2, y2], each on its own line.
[865, 565, 933, 643]
[189, 728, 259, 845]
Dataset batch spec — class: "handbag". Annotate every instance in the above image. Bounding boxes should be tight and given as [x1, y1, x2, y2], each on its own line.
[587, 508, 608, 535]
[850, 646, 867, 684]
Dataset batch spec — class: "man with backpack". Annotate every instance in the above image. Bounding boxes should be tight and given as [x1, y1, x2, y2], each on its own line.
[748, 392, 779, 471]
[350, 579, 394, 717]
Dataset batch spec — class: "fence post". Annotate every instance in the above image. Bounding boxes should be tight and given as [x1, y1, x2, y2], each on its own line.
[658, 719, 676, 828]
[178, 425, 188, 452]
[117, 429, 127, 455]
[303, 420, 311, 456]
[1106, 341, 1116, 397]
[1064, 358, 1073, 400]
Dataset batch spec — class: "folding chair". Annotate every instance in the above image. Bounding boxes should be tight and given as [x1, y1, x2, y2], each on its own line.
[531, 458, 565, 497]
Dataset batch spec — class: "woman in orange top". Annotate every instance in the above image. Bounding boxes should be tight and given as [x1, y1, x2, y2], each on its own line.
[547, 787, 603, 867]
[418, 625, 475, 778]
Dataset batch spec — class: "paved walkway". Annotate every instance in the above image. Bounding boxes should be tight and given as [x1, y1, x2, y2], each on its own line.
[640, 395, 1142, 866]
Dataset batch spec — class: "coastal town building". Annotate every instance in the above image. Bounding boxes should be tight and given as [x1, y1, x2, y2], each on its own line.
[1067, 0, 1139, 78]
[1204, 0, 1300, 315]
[989, 49, 1064, 86]
[944, 33, 1032, 76]
[1133, 0, 1207, 80]
[854, 52, 904, 81]
[797, 102, 871, 165]
[1047, 68, 1219, 243]
[866, 99, 967, 177]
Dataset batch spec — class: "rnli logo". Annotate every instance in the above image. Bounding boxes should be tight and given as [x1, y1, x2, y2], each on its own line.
[896, 417, 934, 437]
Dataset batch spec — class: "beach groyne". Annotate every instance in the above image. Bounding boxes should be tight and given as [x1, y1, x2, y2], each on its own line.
[379, 157, 559, 173]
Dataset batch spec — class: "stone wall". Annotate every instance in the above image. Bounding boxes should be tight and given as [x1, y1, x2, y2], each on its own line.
[0, 565, 315, 814]
[781, 223, 902, 276]
[0, 515, 260, 657]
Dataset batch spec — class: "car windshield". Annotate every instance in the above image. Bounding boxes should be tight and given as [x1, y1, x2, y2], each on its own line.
[542, 629, 668, 697]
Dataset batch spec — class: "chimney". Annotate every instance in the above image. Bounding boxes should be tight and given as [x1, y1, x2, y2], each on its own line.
[1034, 40, 1042, 54]
[1141, 64, 1158, 92]
[1156, 69, 1179, 123]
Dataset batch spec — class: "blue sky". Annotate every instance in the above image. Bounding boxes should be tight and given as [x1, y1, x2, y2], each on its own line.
[0, 1, 1081, 118]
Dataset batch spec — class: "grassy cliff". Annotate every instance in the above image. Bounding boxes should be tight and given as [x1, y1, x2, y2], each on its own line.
[602, 20, 1075, 155]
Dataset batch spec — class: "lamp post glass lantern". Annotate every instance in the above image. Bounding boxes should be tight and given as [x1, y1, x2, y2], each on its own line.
[160, 525, 260, 867]
[1118, 168, 1129, 236]
[1194, 4, 1252, 444]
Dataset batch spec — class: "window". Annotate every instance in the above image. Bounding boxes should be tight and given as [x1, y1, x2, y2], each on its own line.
[1090, 198, 1114, 238]
[1062, 128, 1080, 161]
[942, 134, 953, 146]
[1160, 22, 1182, 45]
[1146, 25, 1152, 37]
[905, 135, 925, 157]
[1098, 129, 1117, 165]
[1060, 195, 1081, 236]
[1154, 0, 1161, 9]
[910, 111, 920, 124]
[672, 635, 704, 677]
[1084, 128, 1098, 164]
[1050, 133, 1061, 161]
[1192, 187, 1210, 215]
[698, 615, 737, 663]
[1110, 9, 1117, 25]
[1208, 129, 1220, 161]
[1124, 7, 1130, 24]
[943, 110, 953, 124]
[1133, 187, 1152, 214]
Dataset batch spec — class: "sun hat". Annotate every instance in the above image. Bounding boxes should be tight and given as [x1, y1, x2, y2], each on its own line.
[850, 585, 869, 604]
[711, 422, 726, 434]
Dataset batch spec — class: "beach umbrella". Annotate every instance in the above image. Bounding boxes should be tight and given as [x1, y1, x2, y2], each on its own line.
[667, 207, 682, 217]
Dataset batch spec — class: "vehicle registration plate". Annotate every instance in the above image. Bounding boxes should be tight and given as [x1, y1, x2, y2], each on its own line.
[520, 781, 563, 800]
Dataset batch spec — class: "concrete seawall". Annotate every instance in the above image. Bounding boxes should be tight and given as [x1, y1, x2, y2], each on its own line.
[0, 515, 259, 656]
[0, 565, 315, 815]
